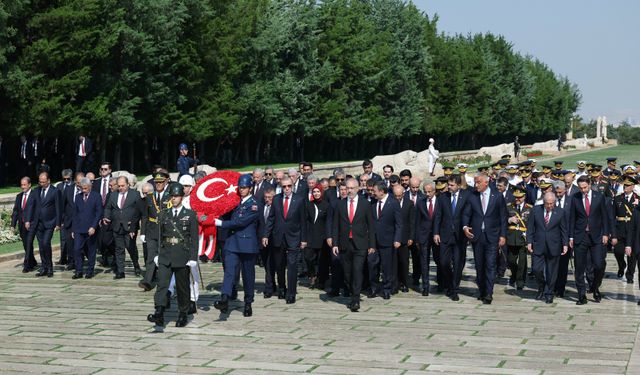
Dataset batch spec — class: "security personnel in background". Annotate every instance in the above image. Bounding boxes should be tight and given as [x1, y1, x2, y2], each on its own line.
[506, 187, 532, 290]
[213, 174, 260, 318]
[147, 183, 198, 329]
[612, 177, 638, 282]
[177, 143, 199, 179]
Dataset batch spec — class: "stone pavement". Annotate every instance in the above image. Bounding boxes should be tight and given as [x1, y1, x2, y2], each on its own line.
[0, 250, 639, 375]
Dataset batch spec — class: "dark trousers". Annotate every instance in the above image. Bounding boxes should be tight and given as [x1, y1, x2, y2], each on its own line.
[330, 251, 344, 292]
[59, 227, 72, 264]
[35, 224, 54, 273]
[440, 239, 466, 294]
[221, 252, 257, 304]
[75, 156, 87, 174]
[532, 251, 560, 297]
[471, 232, 498, 299]
[155, 265, 190, 313]
[394, 244, 409, 290]
[74, 232, 97, 274]
[272, 246, 288, 291]
[367, 246, 393, 294]
[304, 247, 321, 278]
[409, 243, 421, 284]
[419, 240, 433, 292]
[286, 248, 300, 298]
[114, 232, 139, 275]
[143, 239, 159, 286]
[613, 240, 635, 281]
[19, 223, 37, 270]
[340, 240, 366, 303]
[555, 249, 572, 295]
[260, 243, 276, 294]
[497, 246, 508, 276]
[574, 237, 605, 296]
[507, 245, 527, 288]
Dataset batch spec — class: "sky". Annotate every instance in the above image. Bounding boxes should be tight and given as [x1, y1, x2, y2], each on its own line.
[413, 0, 640, 125]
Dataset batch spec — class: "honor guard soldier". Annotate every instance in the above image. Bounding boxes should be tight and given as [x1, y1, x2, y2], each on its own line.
[177, 143, 199, 179]
[147, 183, 198, 330]
[506, 187, 532, 290]
[612, 176, 638, 282]
[214, 174, 260, 318]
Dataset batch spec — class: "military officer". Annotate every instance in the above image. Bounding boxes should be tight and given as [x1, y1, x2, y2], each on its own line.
[214, 174, 260, 318]
[506, 187, 532, 290]
[177, 143, 199, 179]
[612, 177, 639, 282]
[147, 183, 198, 329]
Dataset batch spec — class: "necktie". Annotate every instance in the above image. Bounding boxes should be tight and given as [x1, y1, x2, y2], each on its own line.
[451, 193, 457, 212]
[349, 198, 355, 238]
[81, 140, 85, 156]
[119, 193, 125, 209]
[102, 180, 107, 205]
[41, 188, 45, 200]
[173, 209, 178, 219]
[584, 193, 590, 216]
[481, 192, 487, 214]
[84, 194, 88, 202]
[377, 201, 382, 219]
[264, 205, 270, 221]
[428, 198, 433, 219]
[22, 193, 27, 210]
[411, 194, 416, 205]
[283, 195, 290, 219]
[544, 210, 550, 226]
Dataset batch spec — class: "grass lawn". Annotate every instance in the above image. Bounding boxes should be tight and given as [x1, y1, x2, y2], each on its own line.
[0, 235, 61, 256]
[543, 144, 640, 168]
[0, 186, 21, 194]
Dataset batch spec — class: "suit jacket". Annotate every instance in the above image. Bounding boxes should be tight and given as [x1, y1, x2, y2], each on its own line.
[568, 190, 610, 244]
[331, 196, 376, 251]
[72, 191, 103, 234]
[526, 205, 568, 256]
[371, 197, 402, 247]
[11, 190, 36, 228]
[305, 199, 330, 249]
[75, 137, 92, 157]
[292, 179, 308, 197]
[257, 202, 272, 242]
[396, 196, 416, 245]
[33, 185, 62, 229]
[404, 190, 425, 206]
[526, 183, 539, 206]
[221, 196, 260, 254]
[434, 190, 470, 245]
[463, 188, 508, 243]
[252, 181, 268, 204]
[92, 176, 112, 203]
[62, 184, 82, 229]
[103, 189, 141, 233]
[265, 193, 307, 249]
[415, 195, 439, 245]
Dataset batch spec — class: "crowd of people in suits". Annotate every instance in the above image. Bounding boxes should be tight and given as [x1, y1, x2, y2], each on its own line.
[10, 150, 640, 326]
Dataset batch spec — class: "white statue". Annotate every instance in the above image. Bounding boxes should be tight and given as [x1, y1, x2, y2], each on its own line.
[427, 138, 439, 176]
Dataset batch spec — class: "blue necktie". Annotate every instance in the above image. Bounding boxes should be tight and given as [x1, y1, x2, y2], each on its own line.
[451, 193, 457, 212]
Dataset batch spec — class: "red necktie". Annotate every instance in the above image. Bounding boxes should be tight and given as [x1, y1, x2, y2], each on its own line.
[544, 210, 550, 226]
[349, 198, 355, 238]
[22, 193, 27, 210]
[81, 140, 85, 156]
[119, 193, 125, 209]
[428, 198, 433, 219]
[283, 195, 290, 219]
[584, 194, 590, 216]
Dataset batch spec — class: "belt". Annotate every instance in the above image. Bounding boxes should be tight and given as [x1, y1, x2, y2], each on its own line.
[616, 217, 631, 222]
[163, 237, 180, 245]
[508, 225, 527, 232]
[148, 217, 158, 223]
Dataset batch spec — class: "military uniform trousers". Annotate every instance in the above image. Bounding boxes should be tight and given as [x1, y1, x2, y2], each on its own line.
[221, 251, 257, 304]
[507, 245, 528, 288]
[142, 238, 159, 286]
[154, 258, 190, 313]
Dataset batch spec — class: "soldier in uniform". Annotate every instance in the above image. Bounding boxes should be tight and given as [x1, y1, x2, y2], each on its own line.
[177, 143, 199, 179]
[146, 183, 198, 329]
[506, 187, 532, 290]
[612, 177, 638, 282]
[214, 174, 260, 318]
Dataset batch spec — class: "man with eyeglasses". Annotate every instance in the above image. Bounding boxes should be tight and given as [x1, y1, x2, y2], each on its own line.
[252, 168, 267, 203]
[56, 169, 74, 266]
[264, 166, 275, 186]
[274, 170, 285, 194]
[59, 172, 85, 270]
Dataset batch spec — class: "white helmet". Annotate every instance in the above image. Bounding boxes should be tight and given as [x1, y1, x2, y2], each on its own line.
[429, 138, 434, 143]
[178, 175, 195, 186]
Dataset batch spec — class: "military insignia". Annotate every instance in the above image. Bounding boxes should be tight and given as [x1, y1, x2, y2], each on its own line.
[251, 205, 258, 211]
[199, 214, 208, 221]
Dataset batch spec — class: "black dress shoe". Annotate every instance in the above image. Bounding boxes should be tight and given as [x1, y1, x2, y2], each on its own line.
[65, 264, 75, 271]
[593, 289, 601, 303]
[277, 289, 286, 299]
[57, 259, 67, 265]
[421, 289, 429, 297]
[113, 273, 125, 279]
[436, 285, 445, 293]
[134, 268, 142, 277]
[286, 296, 296, 304]
[84, 273, 94, 279]
[35, 270, 47, 277]
[587, 287, 594, 294]
[243, 304, 252, 317]
[214, 294, 229, 313]
[576, 296, 588, 305]
[535, 290, 544, 301]
[451, 293, 460, 301]
[556, 290, 565, 298]
[617, 269, 624, 278]
[349, 302, 360, 312]
[175, 313, 188, 327]
[627, 279, 634, 284]
[517, 286, 524, 291]
[482, 298, 492, 305]
[47, 272, 54, 278]
[366, 290, 377, 299]
[545, 296, 554, 304]
[138, 281, 152, 291]
[400, 286, 409, 293]
[382, 292, 390, 300]
[327, 289, 340, 297]
[72, 273, 84, 280]
[188, 301, 197, 315]
[263, 292, 273, 299]
[22, 268, 29, 273]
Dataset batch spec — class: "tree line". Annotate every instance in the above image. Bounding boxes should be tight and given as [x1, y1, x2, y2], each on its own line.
[0, 0, 581, 172]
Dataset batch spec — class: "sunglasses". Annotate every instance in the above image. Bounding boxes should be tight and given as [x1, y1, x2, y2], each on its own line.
[282, 184, 292, 188]
[100, 168, 110, 171]
[265, 172, 273, 176]
[336, 178, 345, 181]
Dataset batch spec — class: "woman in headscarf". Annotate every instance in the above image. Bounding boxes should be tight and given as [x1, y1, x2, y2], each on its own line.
[304, 183, 330, 289]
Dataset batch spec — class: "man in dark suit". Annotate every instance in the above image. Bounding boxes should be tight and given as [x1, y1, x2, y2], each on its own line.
[360, 159, 382, 183]
[103, 176, 141, 279]
[392, 184, 415, 294]
[263, 177, 307, 304]
[258, 186, 278, 298]
[415, 182, 438, 296]
[17, 135, 32, 184]
[406, 177, 425, 286]
[55, 169, 73, 266]
[554, 182, 573, 297]
[526, 192, 568, 303]
[32, 171, 62, 277]
[93, 162, 112, 204]
[569, 175, 610, 304]
[462, 173, 508, 304]
[327, 183, 347, 296]
[11, 177, 38, 272]
[368, 182, 402, 299]
[75, 135, 92, 174]
[70, 178, 103, 279]
[252, 168, 268, 203]
[434, 175, 470, 301]
[60, 172, 83, 269]
[332, 178, 376, 312]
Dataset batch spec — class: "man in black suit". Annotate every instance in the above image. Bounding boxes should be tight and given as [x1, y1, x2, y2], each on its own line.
[434, 175, 470, 301]
[252, 168, 267, 203]
[391, 184, 415, 294]
[554, 182, 572, 297]
[569, 175, 611, 304]
[263, 177, 307, 304]
[70, 178, 103, 279]
[527, 192, 568, 303]
[462, 173, 508, 304]
[55, 169, 74, 266]
[103, 176, 141, 279]
[92, 162, 112, 266]
[75, 134, 92, 174]
[361, 159, 382, 183]
[415, 182, 438, 296]
[17, 135, 31, 184]
[258, 186, 278, 298]
[11, 177, 38, 272]
[327, 183, 347, 296]
[332, 178, 376, 312]
[60, 172, 84, 270]
[368, 182, 402, 299]
[33, 171, 62, 277]
[406, 177, 424, 286]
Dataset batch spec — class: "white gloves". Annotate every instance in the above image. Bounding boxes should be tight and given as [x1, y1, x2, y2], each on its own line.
[140, 235, 146, 243]
[153, 256, 159, 266]
[186, 260, 198, 268]
[214, 219, 222, 227]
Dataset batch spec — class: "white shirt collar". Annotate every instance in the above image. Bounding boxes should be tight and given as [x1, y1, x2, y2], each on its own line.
[241, 194, 253, 204]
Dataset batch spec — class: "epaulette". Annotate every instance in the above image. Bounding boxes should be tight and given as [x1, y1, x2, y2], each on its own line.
[525, 203, 532, 208]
